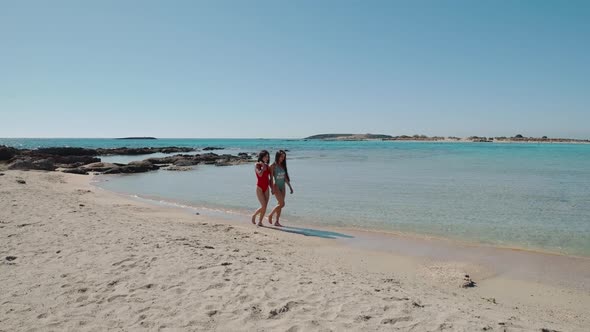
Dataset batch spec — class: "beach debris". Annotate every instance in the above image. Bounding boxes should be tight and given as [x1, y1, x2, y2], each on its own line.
[207, 310, 218, 317]
[79, 204, 85, 207]
[195, 212, 200, 215]
[268, 301, 298, 318]
[221, 262, 232, 266]
[355, 315, 372, 322]
[381, 316, 411, 325]
[0, 172, 5, 176]
[5, 256, 17, 261]
[541, 328, 560, 332]
[204, 246, 215, 249]
[461, 274, 477, 288]
[412, 301, 425, 308]
[483, 297, 497, 304]
[16, 179, 26, 184]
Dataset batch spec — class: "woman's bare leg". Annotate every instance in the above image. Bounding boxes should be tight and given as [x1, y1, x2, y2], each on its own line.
[268, 189, 285, 226]
[274, 190, 286, 227]
[258, 190, 270, 224]
[252, 187, 267, 225]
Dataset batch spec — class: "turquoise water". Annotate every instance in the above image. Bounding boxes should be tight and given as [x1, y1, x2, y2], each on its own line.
[3, 138, 590, 256]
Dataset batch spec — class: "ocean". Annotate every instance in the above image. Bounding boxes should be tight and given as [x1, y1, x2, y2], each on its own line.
[3, 138, 590, 256]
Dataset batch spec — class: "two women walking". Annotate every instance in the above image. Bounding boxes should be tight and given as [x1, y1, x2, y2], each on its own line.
[251, 150, 293, 227]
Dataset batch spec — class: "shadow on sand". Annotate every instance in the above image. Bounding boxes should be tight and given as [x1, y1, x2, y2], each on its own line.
[265, 225, 354, 239]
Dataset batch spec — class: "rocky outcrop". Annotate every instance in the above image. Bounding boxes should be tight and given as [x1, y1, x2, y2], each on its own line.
[1, 146, 254, 175]
[148, 153, 252, 167]
[32, 158, 56, 171]
[163, 165, 194, 171]
[7, 158, 34, 170]
[202, 147, 225, 151]
[34, 147, 98, 156]
[305, 134, 393, 140]
[81, 162, 123, 173]
[95, 147, 195, 155]
[0, 146, 18, 161]
[61, 168, 89, 175]
[7, 157, 55, 171]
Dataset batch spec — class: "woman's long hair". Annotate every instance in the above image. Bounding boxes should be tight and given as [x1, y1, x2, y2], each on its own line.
[274, 150, 290, 182]
[257, 150, 269, 163]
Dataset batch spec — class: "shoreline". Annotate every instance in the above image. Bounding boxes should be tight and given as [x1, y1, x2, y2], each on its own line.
[92, 175, 590, 260]
[2, 170, 589, 331]
[90, 182, 590, 294]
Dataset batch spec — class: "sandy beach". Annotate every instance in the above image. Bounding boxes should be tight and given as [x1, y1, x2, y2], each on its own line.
[1, 170, 589, 331]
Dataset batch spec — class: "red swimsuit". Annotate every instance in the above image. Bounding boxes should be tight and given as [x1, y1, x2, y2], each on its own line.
[256, 165, 270, 192]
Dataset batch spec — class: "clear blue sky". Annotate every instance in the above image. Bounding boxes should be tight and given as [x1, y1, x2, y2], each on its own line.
[1, 0, 589, 138]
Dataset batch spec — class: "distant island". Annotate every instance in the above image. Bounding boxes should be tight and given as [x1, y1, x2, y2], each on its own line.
[305, 134, 589, 143]
[116, 137, 157, 140]
[304, 134, 393, 140]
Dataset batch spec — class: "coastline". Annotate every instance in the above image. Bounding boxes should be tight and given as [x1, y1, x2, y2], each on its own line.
[92, 175, 590, 260]
[89, 182, 590, 293]
[2, 170, 589, 331]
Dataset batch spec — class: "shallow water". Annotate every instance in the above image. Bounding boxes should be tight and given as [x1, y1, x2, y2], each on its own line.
[4, 138, 590, 256]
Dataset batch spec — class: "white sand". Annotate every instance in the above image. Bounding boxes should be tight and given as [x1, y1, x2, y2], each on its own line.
[1, 170, 588, 331]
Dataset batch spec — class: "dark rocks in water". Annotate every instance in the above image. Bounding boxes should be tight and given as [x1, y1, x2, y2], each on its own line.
[147, 152, 250, 167]
[117, 137, 157, 140]
[173, 159, 195, 167]
[35, 147, 98, 156]
[202, 147, 225, 151]
[53, 155, 101, 167]
[7, 157, 56, 171]
[82, 162, 121, 173]
[164, 165, 193, 171]
[8, 158, 34, 170]
[101, 160, 159, 174]
[15, 146, 194, 157]
[0, 145, 18, 160]
[62, 168, 89, 175]
[3, 145, 251, 174]
[96, 147, 195, 156]
[32, 158, 56, 171]
[125, 160, 159, 172]
[159, 147, 192, 154]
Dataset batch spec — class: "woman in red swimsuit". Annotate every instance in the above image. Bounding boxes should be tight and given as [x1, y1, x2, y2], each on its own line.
[251, 150, 271, 226]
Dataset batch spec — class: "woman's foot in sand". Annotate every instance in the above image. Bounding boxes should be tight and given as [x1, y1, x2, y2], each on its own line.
[267, 213, 274, 225]
[274, 221, 283, 227]
[251, 214, 257, 225]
